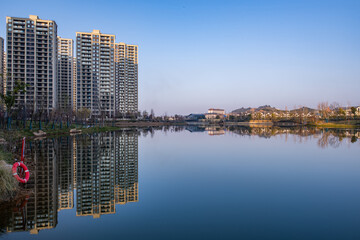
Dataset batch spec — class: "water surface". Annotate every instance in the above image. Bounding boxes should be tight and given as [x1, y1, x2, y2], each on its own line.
[1, 126, 360, 239]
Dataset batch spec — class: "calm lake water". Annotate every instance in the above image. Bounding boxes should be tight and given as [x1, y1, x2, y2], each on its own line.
[1, 126, 360, 240]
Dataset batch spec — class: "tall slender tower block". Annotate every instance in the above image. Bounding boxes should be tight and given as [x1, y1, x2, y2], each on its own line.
[115, 43, 138, 115]
[57, 36, 73, 110]
[6, 15, 57, 113]
[76, 30, 115, 117]
[0, 37, 4, 94]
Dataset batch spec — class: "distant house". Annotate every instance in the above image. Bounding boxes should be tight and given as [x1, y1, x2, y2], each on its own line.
[205, 113, 219, 120]
[345, 108, 352, 116]
[208, 108, 225, 115]
[205, 108, 225, 120]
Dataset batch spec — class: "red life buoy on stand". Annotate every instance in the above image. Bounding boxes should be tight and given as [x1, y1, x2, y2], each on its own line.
[12, 162, 30, 183]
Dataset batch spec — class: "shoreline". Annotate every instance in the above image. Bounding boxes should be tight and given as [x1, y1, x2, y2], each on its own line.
[0, 120, 359, 141]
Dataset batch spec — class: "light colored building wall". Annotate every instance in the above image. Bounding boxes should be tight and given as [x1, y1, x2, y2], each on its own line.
[6, 15, 57, 113]
[115, 43, 138, 115]
[76, 30, 115, 117]
[205, 113, 225, 120]
[57, 36, 73, 110]
[73, 57, 77, 111]
[208, 108, 225, 115]
[2, 53, 6, 95]
[0, 37, 4, 94]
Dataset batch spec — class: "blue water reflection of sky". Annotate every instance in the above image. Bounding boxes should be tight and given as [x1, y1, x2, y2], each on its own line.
[3, 130, 360, 240]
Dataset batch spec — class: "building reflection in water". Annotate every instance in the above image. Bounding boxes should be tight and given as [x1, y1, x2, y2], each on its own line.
[7, 139, 58, 234]
[205, 126, 225, 136]
[58, 136, 74, 211]
[2, 126, 358, 235]
[5, 130, 139, 234]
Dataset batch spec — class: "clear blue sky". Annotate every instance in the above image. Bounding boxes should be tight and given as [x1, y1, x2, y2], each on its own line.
[1, 0, 359, 115]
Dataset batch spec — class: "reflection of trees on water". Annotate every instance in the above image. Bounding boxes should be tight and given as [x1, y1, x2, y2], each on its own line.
[228, 126, 322, 139]
[1, 130, 139, 235]
[317, 132, 336, 149]
[186, 125, 359, 148]
[229, 126, 359, 149]
[138, 125, 186, 138]
[316, 130, 354, 149]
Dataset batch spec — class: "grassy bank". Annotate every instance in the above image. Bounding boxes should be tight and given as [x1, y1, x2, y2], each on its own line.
[0, 149, 13, 164]
[307, 120, 360, 129]
[0, 161, 18, 202]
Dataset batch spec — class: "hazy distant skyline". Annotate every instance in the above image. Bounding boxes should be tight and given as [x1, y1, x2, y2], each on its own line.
[1, 0, 359, 115]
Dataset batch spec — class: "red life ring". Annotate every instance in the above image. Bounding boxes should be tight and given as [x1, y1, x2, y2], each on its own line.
[12, 162, 30, 183]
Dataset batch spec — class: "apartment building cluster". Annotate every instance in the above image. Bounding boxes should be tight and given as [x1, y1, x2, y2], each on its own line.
[2, 15, 138, 117]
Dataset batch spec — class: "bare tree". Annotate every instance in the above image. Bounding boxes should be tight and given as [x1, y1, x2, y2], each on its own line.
[317, 102, 331, 120]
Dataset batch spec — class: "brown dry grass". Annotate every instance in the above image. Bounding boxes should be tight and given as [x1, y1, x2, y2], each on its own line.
[0, 160, 18, 202]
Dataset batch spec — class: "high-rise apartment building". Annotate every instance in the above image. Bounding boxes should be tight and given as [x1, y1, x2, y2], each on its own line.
[2, 53, 7, 94]
[115, 43, 138, 115]
[73, 57, 77, 111]
[0, 37, 4, 94]
[6, 15, 57, 113]
[76, 30, 115, 117]
[57, 36, 73, 110]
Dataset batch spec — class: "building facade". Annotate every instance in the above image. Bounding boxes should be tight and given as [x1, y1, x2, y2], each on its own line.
[3, 17, 138, 117]
[72, 57, 77, 111]
[208, 108, 225, 115]
[76, 30, 115, 117]
[0, 37, 4, 94]
[57, 36, 73, 110]
[115, 43, 138, 115]
[6, 15, 57, 113]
